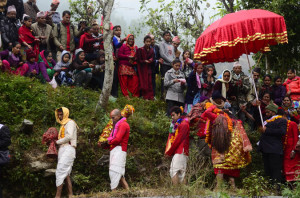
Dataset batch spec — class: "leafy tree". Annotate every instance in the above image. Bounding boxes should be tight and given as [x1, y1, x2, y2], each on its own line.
[68, 0, 103, 24]
[139, 0, 208, 50]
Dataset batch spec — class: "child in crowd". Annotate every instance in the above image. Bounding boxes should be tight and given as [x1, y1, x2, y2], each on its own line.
[72, 48, 94, 87]
[90, 50, 105, 90]
[181, 50, 194, 79]
[272, 76, 286, 106]
[25, 50, 40, 78]
[0, 42, 28, 75]
[164, 59, 186, 115]
[54, 50, 73, 85]
[112, 25, 126, 54]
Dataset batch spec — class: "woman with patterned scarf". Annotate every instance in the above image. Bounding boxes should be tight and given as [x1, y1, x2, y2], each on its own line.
[118, 34, 139, 99]
[54, 107, 78, 198]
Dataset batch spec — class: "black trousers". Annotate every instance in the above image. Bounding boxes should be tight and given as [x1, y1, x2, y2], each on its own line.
[166, 100, 183, 116]
[160, 64, 172, 98]
[262, 153, 283, 184]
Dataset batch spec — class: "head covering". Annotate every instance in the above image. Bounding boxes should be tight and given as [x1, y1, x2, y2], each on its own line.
[212, 90, 226, 101]
[22, 14, 29, 21]
[172, 36, 180, 43]
[7, 5, 16, 13]
[233, 61, 241, 68]
[26, 49, 36, 61]
[36, 11, 46, 18]
[52, 0, 60, 4]
[75, 48, 84, 57]
[38, 50, 53, 69]
[216, 69, 232, 98]
[55, 107, 70, 125]
[266, 101, 279, 114]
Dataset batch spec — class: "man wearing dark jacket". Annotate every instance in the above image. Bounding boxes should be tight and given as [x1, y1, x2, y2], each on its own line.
[5, 0, 24, 21]
[0, 124, 11, 198]
[150, 34, 162, 97]
[259, 102, 287, 185]
[0, 5, 20, 49]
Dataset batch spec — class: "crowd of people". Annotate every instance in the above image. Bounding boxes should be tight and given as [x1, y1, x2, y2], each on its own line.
[1, 0, 300, 197]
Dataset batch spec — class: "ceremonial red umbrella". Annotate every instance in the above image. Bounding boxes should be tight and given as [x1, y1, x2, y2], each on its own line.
[194, 9, 288, 64]
[194, 9, 288, 125]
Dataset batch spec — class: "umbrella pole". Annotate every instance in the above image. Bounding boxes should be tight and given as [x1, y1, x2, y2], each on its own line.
[244, 53, 265, 127]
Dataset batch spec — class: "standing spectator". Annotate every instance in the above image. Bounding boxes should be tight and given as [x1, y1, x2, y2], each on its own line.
[23, 0, 39, 23]
[91, 23, 103, 52]
[259, 102, 287, 189]
[259, 75, 273, 99]
[79, 27, 101, 62]
[118, 34, 139, 99]
[149, 34, 162, 97]
[0, 124, 11, 198]
[0, 5, 20, 49]
[0, 42, 28, 75]
[112, 25, 125, 54]
[31, 11, 53, 51]
[203, 65, 216, 97]
[272, 76, 286, 106]
[181, 50, 194, 79]
[213, 69, 234, 101]
[164, 59, 186, 115]
[46, 0, 60, 26]
[159, 31, 175, 98]
[230, 61, 250, 122]
[283, 69, 300, 108]
[137, 35, 154, 100]
[52, 10, 83, 61]
[0, 0, 7, 20]
[71, 48, 93, 87]
[5, 0, 24, 21]
[172, 36, 181, 59]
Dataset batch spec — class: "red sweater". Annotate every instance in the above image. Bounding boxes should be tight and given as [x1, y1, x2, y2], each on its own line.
[118, 44, 137, 66]
[79, 33, 99, 53]
[109, 121, 130, 152]
[283, 77, 300, 101]
[165, 120, 190, 156]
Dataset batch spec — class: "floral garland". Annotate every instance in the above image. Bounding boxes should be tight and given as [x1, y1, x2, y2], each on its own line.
[283, 120, 291, 150]
[263, 115, 283, 126]
[107, 117, 127, 142]
[59, 127, 65, 139]
[169, 117, 188, 144]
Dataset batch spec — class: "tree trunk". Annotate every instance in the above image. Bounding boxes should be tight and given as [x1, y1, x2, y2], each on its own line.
[265, 55, 270, 74]
[96, 0, 115, 111]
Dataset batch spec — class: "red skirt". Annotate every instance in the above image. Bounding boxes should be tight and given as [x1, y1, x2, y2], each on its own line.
[214, 168, 240, 177]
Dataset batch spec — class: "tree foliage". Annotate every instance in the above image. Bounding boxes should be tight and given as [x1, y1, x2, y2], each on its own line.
[139, 0, 208, 50]
[68, 0, 103, 24]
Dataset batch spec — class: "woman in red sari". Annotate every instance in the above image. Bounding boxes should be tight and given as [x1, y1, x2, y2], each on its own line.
[137, 35, 154, 100]
[18, 15, 40, 60]
[118, 34, 139, 99]
[280, 109, 300, 182]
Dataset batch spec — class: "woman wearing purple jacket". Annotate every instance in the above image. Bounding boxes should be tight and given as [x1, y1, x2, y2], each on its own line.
[272, 76, 286, 106]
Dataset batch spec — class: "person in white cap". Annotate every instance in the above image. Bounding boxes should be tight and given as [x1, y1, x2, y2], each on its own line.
[23, 0, 39, 23]
[31, 11, 53, 51]
[0, 4, 20, 49]
[230, 61, 250, 123]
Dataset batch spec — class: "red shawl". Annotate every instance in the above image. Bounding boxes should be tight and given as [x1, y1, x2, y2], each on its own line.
[283, 76, 300, 85]
[18, 25, 39, 60]
[126, 34, 137, 65]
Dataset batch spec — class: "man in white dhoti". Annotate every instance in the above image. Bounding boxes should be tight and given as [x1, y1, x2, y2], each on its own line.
[105, 109, 130, 191]
[55, 107, 78, 198]
[165, 106, 190, 185]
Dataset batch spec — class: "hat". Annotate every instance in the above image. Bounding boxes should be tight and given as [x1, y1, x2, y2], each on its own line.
[52, 0, 60, 4]
[212, 91, 226, 101]
[75, 48, 84, 56]
[266, 101, 279, 114]
[36, 11, 46, 18]
[172, 36, 180, 43]
[26, 49, 36, 61]
[7, 5, 16, 13]
[233, 61, 241, 68]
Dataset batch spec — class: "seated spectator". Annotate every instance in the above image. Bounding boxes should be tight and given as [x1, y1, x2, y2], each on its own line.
[79, 27, 101, 62]
[53, 50, 73, 85]
[46, 0, 60, 26]
[260, 92, 272, 119]
[23, 0, 39, 23]
[118, 34, 139, 99]
[31, 11, 53, 51]
[271, 76, 286, 106]
[259, 74, 273, 99]
[90, 50, 105, 90]
[38, 50, 55, 82]
[172, 36, 181, 59]
[24, 49, 40, 78]
[213, 69, 235, 101]
[0, 5, 20, 49]
[164, 59, 186, 115]
[0, 42, 28, 75]
[181, 50, 194, 79]
[137, 35, 154, 100]
[53, 10, 83, 61]
[282, 96, 300, 123]
[5, 0, 24, 21]
[72, 48, 93, 87]
[185, 62, 205, 113]
[91, 23, 103, 52]
[18, 15, 40, 58]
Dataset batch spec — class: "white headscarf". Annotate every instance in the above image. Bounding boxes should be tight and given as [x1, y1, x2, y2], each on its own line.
[216, 69, 232, 98]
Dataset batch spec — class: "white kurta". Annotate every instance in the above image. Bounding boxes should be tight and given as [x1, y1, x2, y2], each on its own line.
[109, 146, 127, 189]
[170, 152, 188, 182]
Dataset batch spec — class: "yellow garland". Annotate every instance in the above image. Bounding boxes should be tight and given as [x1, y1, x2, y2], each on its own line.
[265, 115, 283, 123]
[283, 120, 291, 150]
[170, 128, 179, 144]
[59, 127, 65, 139]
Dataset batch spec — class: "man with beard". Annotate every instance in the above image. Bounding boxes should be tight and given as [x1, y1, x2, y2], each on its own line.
[31, 11, 53, 51]
[259, 102, 287, 188]
[0, 5, 20, 49]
